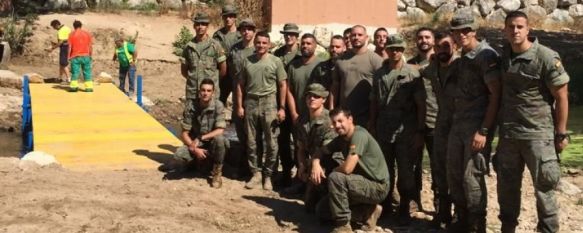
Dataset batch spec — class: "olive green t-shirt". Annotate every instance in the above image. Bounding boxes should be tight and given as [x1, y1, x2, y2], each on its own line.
[287, 57, 325, 116]
[322, 126, 389, 183]
[242, 53, 287, 97]
[409, 55, 437, 129]
[212, 29, 241, 55]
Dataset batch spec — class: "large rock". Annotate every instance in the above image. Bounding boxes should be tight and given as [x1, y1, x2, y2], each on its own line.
[522, 0, 540, 5]
[0, 70, 22, 89]
[0, 41, 10, 65]
[397, 11, 408, 18]
[24, 73, 45, 83]
[474, 0, 496, 16]
[95, 71, 114, 83]
[435, 2, 459, 18]
[416, 0, 447, 12]
[485, 8, 508, 26]
[407, 7, 428, 19]
[313, 26, 332, 48]
[404, 0, 417, 7]
[540, 0, 559, 13]
[558, 0, 577, 8]
[398, 0, 407, 11]
[21, 151, 59, 167]
[498, 0, 522, 12]
[524, 5, 550, 20]
[457, 0, 472, 7]
[569, 4, 583, 16]
[45, 0, 87, 10]
[544, 8, 575, 24]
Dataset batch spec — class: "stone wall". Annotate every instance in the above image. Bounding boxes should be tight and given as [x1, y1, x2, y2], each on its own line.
[398, 0, 583, 26]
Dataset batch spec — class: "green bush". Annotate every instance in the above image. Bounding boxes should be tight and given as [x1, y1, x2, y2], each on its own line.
[3, 19, 34, 55]
[172, 26, 193, 57]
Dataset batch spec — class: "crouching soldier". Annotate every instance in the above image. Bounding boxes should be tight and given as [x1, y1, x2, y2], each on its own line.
[170, 79, 228, 188]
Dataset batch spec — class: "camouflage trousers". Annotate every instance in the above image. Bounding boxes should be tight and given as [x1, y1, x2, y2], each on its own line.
[319, 171, 389, 223]
[244, 94, 280, 177]
[414, 129, 434, 207]
[447, 121, 488, 232]
[432, 122, 452, 222]
[495, 138, 560, 233]
[173, 135, 227, 164]
[379, 132, 418, 215]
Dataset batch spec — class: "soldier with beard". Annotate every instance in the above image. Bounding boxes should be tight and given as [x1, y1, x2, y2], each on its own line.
[317, 35, 346, 109]
[407, 27, 436, 212]
[373, 27, 389, 60]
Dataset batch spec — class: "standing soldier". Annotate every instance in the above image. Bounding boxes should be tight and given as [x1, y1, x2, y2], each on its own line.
[315, 35, 345, 109]
[67, 20, 93, 92]
[171, 79, 227, 188]
[236, 31, 288, 191]
[408, 27, 436, 211]
[422, 31, 458, 228]
[274, 23, 302, 186]
[312, 108, 388, 233]
[497, 11, 569, 233]
[368, 35, 426, 225]
[213, 4, 241, 103]
[331, 25, 383, 127]
[229, 18, 258, 176]
[181, 12, 227, 100]
[372, 27, 389, 60]
[47, 20, 71, 83]
[448, 12, 501, 232]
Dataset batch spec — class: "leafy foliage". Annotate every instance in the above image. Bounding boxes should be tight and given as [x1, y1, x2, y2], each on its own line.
[2, 18, 34, 56]
[172, 26, 193, 56]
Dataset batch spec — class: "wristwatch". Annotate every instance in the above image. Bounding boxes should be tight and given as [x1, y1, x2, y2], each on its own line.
[555, 132, 571, 142]
[478, 127, 489, 136]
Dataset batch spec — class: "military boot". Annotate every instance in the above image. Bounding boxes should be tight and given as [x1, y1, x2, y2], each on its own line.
[245, 172, 261, 189]
[361, 204, 383, 231]
[263, 175, 273, 191]
[210, 164, 223, 188]
[331, 222, 352, 233]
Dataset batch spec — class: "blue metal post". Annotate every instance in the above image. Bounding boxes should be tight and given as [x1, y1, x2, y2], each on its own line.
[137, 75, 143, 107]
[21, 75, 33, 156]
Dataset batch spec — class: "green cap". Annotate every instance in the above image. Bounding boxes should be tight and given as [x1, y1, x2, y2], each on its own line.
[221, 5, 238, 16]
[450, 12, 477, 30]
[192, 12, 210, 24]
[386, 34, 406, 48]
[238, 18, 256, 30]
[305, 83, 329, 98]
[280, 23, 300, 34]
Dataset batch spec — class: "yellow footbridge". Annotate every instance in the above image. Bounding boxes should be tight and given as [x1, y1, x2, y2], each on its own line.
[23, 79, 182, 171]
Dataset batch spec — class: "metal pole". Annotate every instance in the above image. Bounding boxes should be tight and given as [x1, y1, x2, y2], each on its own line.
[137, 75, 143, 107]
[21, 75, 33, 156]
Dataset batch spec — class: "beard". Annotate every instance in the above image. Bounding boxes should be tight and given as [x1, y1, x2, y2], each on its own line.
[417, 43, 432, 52]
[301, 50, 314, 58]
[437, 52, 452, 63]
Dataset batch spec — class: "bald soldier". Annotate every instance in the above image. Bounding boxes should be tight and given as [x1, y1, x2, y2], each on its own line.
[496, 11, 569, 233]
[330, 25, 384, 126]
[448, 12, 501, 232]
[181, 12, 227, 100]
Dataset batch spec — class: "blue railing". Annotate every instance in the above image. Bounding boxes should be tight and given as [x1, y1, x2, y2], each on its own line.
[21, 75, 33, 156]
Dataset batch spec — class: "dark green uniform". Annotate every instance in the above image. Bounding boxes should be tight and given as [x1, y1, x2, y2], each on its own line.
[497, 38, 568, 233]
[370, 63, 425, 216]
[242, 53, 287, 177]
[229, 41, 256, 144]
[447, 40, 500, 231]
[181, 37, 226, 99]
[213, 28, 241, 102]
[174, 98, 227, 164]
[320, 126, 389, 223]
[273, 45, 302, 68]
[287, 57, 326, 118]
[422, 55, 459, 224]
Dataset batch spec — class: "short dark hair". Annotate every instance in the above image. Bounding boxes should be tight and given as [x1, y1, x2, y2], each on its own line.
[199, 78, 215, 90]
[255, 31, 270, 40]
[73, 20, 82, 29]
[50, 20, 60, 27]
[343, 28, 352, 36]
[331, 35, 344, 41]
[416, 27, 435, 37]
[505, 10, 528, 24]
[434, 31, 452, 41]
[301, 33, 316, 41]
[374, 27, 388, 36]
[329, 107, 352, 119]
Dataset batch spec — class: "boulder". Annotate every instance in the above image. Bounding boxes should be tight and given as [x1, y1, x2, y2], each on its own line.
[557, 180, 581, 195]
[397, 11, 409, 18]
[95, 71, 114, 83]
[407, 7, 428, 19]
[0, 70, 22, 89]
[70, 0, 88, 10]
[569, 4, 583, 16]
[523, 0, 539, 5]
[485, 8, 508, 26]
[457, 0, 472, 7]
[313, 26, 332, 48]
[398, 0, 407, 11]
[498, 0, 522, 12]
[524, 5, 550, 20]
[44, 0, 69, 10]
[404, 0, 417, 7]
[416, 0, 448, 12]
[544, 8, 575, 24]
[474, 0, 496, 16]
[558, 0, 577, 8]
[24, 73, 45, 83]
[540, 0, 559, 13]
[435, 2, 459, 18]
[21, 151, 58, 167]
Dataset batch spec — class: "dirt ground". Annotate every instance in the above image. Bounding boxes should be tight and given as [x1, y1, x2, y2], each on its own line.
[1, 11, 583, 233]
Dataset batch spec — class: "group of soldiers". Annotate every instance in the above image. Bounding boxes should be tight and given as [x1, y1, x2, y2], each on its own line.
[166, 4, 570, 233]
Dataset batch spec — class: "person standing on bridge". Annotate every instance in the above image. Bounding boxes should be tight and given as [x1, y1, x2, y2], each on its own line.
[47, 19, 71, 83]
[68, 20, 93, 92]
[113, 36, 138, 98]
[172, 78, 227, 188]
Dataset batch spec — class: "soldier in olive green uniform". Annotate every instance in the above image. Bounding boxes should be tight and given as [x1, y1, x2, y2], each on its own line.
[172, 79, 227, 188]
[213, 4, 241, 103]
[369, 35, 426, 224]
[407, 27, 436, 211]
[496, 11, 569, 233]
[448, 12, 502, 233]
[274, 23, 302, 67]
[422, 31, 459, 227]
[236, 32, 288, 191]
[295, 83, 337, 211]
[181, 13, 227, 100]
[312, 108, 389, 233]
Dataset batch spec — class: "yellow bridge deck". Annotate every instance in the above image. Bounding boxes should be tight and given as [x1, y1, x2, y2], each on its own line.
[29, 83, 182, 171]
